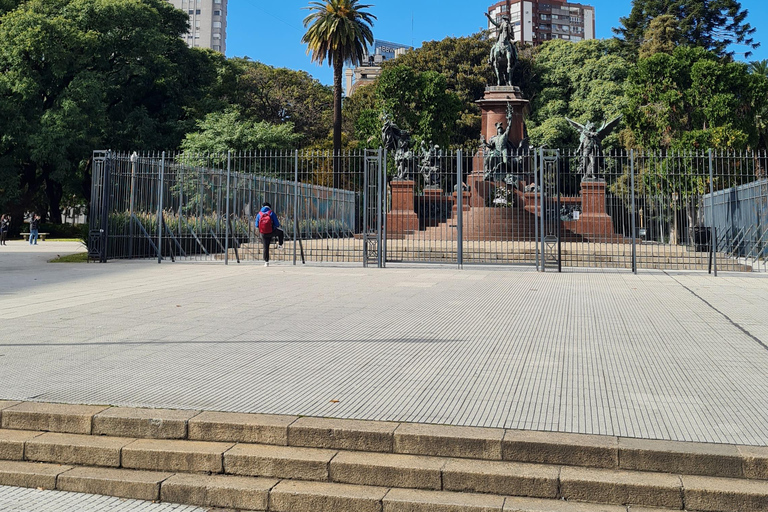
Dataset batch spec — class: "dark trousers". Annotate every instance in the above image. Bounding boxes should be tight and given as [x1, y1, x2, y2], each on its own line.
[261, 228, 284, 262]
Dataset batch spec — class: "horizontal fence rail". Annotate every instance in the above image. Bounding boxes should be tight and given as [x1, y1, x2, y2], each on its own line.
[89, 149, 768, 273]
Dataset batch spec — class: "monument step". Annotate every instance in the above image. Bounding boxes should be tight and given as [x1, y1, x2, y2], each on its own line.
[2, 402, 768, 511]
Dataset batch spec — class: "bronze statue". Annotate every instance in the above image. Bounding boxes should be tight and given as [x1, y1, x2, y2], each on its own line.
[418, 141, 441, 188]
[480, 103, 515, 180]
[484, 12, 518, 87]
[566, 116, 622, 181]
[382, 113, 415, 180]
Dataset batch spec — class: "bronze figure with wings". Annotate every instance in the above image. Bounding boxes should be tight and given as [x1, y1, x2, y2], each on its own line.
[566, 116, 622, 181]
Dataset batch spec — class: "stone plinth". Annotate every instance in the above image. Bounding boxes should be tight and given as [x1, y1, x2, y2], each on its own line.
[387, 180, 419, 237]
[573, 180, 616, 239]
[451, 191, 471, 215]
[476, 86, 529, 147]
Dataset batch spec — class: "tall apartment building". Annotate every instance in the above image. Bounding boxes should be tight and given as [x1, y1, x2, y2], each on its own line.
[345, 40, 411, 95]
[487, 0, 595, 46]
[167, 0, 227, 53]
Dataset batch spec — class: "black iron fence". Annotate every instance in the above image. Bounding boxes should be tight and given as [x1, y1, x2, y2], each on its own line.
[89, 149, 768, 273]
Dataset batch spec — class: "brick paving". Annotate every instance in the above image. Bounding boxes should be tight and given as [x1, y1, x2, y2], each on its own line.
[1, 241, 768, 447]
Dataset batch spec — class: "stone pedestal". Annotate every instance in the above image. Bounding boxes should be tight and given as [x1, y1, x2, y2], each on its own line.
[574, 180, 616, 238]
[451, 191, 471, 215]
[476, 86, 529, 145]
[387, 180, 419, 236]
[470, 86, 530, 208]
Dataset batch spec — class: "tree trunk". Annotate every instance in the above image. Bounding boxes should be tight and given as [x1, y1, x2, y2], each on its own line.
[45, 177, 63, 224]
[333, 58, 343, 189]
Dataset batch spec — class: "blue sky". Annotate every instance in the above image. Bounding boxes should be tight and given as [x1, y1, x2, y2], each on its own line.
[228, 0, 768, 85]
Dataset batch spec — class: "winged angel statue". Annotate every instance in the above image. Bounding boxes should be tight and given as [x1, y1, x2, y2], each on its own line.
[566, 116, 622, 181]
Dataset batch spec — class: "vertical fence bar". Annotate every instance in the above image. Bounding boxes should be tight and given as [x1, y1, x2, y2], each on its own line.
[377, 148, 383, 268]
[708, 149, 717, 276]
[382, 148, 387, 267]
[457, 150, 463, 269]
[294, 150, 299, 266]
[539, 149, 545, 272]
[556, 150, 562, 273]
[157, 152, 165, 264]
[99, 152, 112, 263]
[631, 149, 637, 274]
[128, 152, 136, 260]
[225, 151, 231, 265]
[534, 151, 539, 271]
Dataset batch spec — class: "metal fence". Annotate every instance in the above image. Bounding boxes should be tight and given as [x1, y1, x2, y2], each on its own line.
[89, 149, 768, 273]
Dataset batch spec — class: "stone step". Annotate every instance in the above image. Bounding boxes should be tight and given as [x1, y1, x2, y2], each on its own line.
[7, 461, 768, 512]
[3, 430, 768, 511]
[2, 401, 768, 483]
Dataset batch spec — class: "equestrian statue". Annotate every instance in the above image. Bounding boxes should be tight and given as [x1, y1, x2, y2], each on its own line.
[484, 12, 518, 87]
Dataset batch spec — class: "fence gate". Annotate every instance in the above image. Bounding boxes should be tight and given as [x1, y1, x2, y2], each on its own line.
[89, 151, 111, 263]
[539, 149, 561, 272]
[363, 149, 384, 268]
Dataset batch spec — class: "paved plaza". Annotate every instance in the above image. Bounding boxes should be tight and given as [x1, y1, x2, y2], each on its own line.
[1, 241, 768, 447]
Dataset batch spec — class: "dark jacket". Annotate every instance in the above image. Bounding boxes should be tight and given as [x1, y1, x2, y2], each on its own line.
[29, 217, 40, 230]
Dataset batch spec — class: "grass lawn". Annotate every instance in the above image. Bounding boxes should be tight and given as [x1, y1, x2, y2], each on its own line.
[49, 252, 88, 263]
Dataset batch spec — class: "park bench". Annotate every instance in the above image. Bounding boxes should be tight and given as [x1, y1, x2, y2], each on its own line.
[21, 232, 49, 241]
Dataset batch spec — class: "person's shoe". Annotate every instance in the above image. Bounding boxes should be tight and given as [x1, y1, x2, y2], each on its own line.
[264, 261, 269, 267]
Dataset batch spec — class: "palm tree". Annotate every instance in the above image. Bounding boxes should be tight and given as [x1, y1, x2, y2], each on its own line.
[749, 60, 768, 78]
[302, 0, 376, 187]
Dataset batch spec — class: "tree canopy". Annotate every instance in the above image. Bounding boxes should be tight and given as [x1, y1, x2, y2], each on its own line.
[616, 0, 759, 58]
[526, 39, 629, 149]
[0, 0, 227, 222]
[623, 46, 768, 150]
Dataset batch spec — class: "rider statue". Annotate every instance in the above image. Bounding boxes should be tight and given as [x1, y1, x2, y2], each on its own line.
[484, 12, 518, 87]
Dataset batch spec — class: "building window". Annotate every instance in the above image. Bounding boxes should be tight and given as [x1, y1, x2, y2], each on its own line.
[213, 10, 221, 16]
[213, 21, 222, 28]
[195, 9, 200, 14]
[213, 33, 221, 39]
[213, 45, 221, 51]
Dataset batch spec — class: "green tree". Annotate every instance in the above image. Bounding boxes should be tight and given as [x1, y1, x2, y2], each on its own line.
[638, 14, 682, 58]
[527, 39, 629, 149]
[0, 0, 226, 223]
[381, 33, 495, 143]
[180, 108, 303, 154]
[624, 46, 768, 150]
[615, 0, 759, 58]
[228, 59, 333, 144]
[302, 0, 375, 187]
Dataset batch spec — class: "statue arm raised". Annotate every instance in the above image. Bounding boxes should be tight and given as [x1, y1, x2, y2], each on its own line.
[484, 12, 500, 28]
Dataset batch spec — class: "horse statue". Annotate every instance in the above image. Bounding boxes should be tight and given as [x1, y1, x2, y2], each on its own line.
[484, 12, 518, 87]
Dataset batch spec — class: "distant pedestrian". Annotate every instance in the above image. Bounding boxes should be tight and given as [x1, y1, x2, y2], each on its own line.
[0, 214, 9, 245]
[256, 202, 284, 267]
[29, 214, 40, 245]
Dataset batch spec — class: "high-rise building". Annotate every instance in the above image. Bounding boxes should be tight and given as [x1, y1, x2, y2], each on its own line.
[167, 0, 227, 53]
[487, 0, 595, 46]
[345, 40, 411, 96]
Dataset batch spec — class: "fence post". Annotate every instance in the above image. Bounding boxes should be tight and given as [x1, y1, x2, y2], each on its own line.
[631, 149, 637, 274]
[534, 150, 539, 271]
[157, 152, 165, 264]
[225, 151, 231, 265]
[540, 148, 546, 272]
[100, 151, 112, 264]
[377, 148, 384, 268]
[457, 149, 463, 269]
[129, 152, 137, 260]
[708, 149, 717, 276]
[382, 148, 388, 267]
[294, 150, 299, 266]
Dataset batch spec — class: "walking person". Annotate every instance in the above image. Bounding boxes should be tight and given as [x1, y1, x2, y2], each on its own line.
[0, 214, 9, 245]
[29, 214, 40, 245]
[256, 202, 284, 267]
